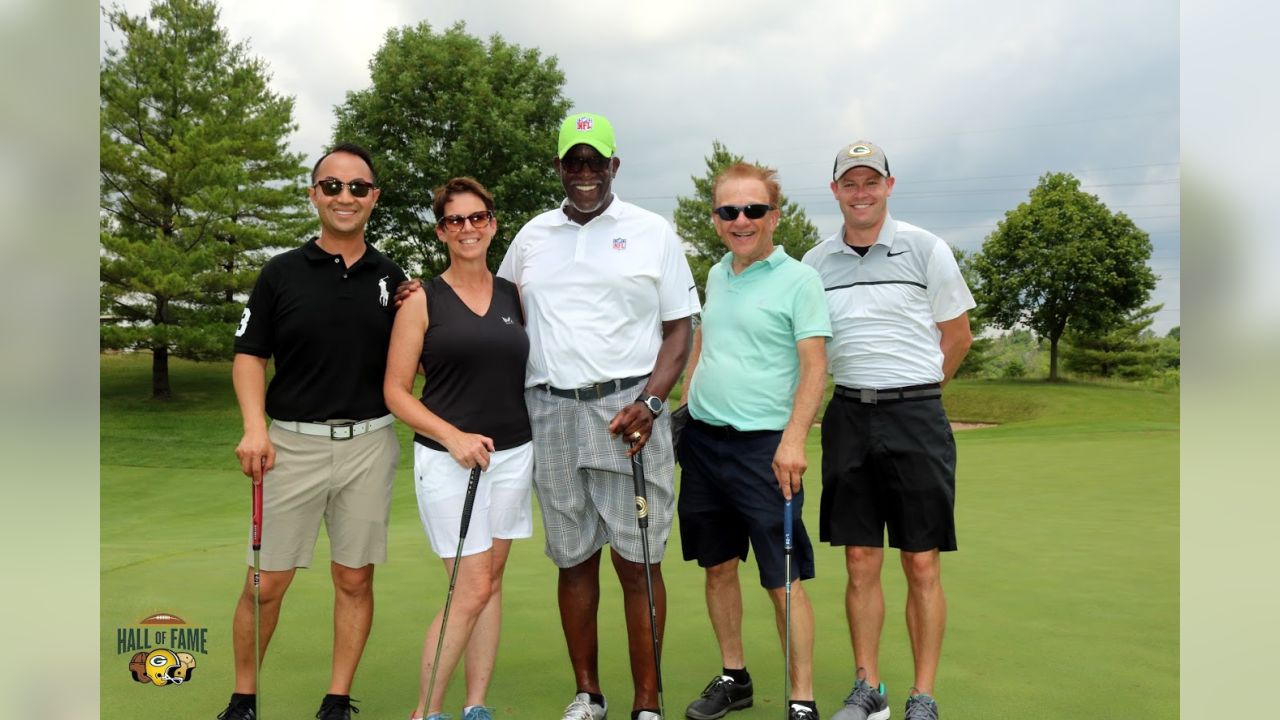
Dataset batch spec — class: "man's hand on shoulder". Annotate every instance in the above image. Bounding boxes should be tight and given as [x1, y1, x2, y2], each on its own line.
[394, 278, 423, 308]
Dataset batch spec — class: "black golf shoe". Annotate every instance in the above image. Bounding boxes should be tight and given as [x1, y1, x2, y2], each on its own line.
[788, 704, 820, 720]
[316, 694, 360, 719]
[685, 675, 754, 720]
[216, 694, 256, 720]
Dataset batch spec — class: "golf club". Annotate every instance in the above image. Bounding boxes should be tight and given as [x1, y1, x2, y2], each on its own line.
[783, 498, 793, 720]
[630, 444, 665, 719]
[251, 468, 263, 719]
[424, 465, 482, 716]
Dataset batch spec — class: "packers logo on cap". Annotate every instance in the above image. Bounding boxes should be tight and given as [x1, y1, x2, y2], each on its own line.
[848, 144, 874, 157]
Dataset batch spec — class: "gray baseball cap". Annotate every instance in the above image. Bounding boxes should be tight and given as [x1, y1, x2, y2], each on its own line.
[833, 140, 890, 179]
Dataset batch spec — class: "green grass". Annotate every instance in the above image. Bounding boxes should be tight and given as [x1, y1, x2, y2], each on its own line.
[101, 354, 1178, 719]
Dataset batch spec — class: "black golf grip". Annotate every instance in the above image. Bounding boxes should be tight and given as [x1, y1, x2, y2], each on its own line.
[458, 466, 481, 539]
[630, 450, 649, 529]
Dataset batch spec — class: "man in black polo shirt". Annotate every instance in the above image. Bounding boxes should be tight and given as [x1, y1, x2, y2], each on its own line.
[802, 141, 974, 720]
[218, 143, 407, 720]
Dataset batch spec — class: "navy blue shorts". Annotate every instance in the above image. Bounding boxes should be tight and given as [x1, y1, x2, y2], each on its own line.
[819, 395, 958, 552]
[677, 419, 816, 589]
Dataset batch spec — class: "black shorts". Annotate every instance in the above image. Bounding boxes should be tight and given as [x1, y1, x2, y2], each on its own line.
[820, 394, 958, 552]
[677, 419, 816, 589]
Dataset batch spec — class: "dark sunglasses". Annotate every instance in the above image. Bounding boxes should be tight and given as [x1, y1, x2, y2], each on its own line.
[438, 210, 494, 231]
[713, 204, 774, 221]
[560, 155, 612, 174]
[314, 178, 375, 198]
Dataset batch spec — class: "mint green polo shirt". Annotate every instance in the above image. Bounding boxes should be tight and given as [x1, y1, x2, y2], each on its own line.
[689, 246, 832, 431]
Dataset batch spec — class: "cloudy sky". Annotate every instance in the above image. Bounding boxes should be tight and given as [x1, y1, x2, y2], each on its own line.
[100, 0, 1180, 332]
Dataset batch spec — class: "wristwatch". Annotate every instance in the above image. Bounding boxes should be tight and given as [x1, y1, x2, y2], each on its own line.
[637, 393, 665, 417]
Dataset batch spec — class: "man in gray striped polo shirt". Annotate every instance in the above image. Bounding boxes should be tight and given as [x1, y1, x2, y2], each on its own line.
[801, 141, 974, 720]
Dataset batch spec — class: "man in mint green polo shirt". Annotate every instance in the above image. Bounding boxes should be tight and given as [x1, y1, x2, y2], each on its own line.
[678, 162, 831, 720]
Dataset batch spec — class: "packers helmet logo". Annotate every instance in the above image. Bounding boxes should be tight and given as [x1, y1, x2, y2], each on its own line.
[848, 144, 874, 157]
[131, 648, 197, 686]
[634, 496, 649, 519]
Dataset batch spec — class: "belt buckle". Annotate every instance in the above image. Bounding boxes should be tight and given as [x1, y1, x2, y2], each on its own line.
[860, 388, 877, 405]
[329, 422, 356, 441]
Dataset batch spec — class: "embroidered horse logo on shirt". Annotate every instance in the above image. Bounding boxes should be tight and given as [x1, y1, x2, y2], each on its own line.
[378, 276, 389, 307]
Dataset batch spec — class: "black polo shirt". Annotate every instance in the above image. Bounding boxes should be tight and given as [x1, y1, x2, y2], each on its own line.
[234, 237, 407, 422]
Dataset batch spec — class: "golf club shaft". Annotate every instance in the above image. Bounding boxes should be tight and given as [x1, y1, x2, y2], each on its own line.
[783, 498, 792, 718]
[630, 447, 664, 717]
[252, 475, 263, 718]
[425, 465, 482, 715]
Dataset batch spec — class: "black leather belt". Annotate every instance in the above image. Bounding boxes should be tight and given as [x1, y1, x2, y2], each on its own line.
[536, 375, 646, 401]
[834, 383, 942, 404]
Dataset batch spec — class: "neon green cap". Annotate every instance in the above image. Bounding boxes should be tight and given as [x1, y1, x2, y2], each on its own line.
[558, 113, 616, 158]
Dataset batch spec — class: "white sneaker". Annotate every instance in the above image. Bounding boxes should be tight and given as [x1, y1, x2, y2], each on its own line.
[561, 693, 607, 720]
[634, 712, 661, 720]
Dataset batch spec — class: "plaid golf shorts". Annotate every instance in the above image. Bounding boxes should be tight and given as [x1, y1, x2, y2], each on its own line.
[525, 384, 675, 567]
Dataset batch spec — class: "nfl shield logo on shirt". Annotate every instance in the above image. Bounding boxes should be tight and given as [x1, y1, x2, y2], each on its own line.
[612, 237, 627, 251]
[577, 116, 593, 131]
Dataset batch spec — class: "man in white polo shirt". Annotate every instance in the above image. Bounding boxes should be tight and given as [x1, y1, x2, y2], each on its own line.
[801, 141, 973, 720]
[498, 112, 699, 720]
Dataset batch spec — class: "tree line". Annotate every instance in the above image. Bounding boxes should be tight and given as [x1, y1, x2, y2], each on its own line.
[101, 0, 1174, 397]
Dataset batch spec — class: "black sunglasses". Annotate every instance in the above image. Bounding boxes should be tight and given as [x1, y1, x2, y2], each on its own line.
[560, 155, 612, 174]
[314, 178, 375, 198]
[438, 210, 494, 231]
[713, 204, 774, 221]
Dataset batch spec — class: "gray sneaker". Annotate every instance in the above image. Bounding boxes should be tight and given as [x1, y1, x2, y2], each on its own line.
[903, 693, 938, 720]
[561, 693, 607, 720]
[831, 673, 889, 720]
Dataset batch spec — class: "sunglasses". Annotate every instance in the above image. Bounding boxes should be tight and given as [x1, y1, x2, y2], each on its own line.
[438, 210, 494, 231]
[713, 204, 774, 221]
[560, 155, 612, 174]
[314, 178, 375, 198]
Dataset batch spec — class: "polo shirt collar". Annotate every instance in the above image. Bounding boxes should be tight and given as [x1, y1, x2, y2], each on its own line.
[554, 194, 623, 227]
[718, 245, 785, 274]
[828, 213, 899, 256]
[301, 236, 382, 269]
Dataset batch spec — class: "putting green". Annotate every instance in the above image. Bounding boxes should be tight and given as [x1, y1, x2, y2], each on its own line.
[101, 354, 1177, 719]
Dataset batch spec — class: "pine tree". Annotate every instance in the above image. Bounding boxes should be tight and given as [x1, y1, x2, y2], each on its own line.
[100, 0, 314, 398]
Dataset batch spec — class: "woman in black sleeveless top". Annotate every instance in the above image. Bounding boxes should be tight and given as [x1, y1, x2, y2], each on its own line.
[384, 178, 531, 720]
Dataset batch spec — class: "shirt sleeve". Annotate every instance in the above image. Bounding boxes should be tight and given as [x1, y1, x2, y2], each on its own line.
[496, 232, 522, 285]
[925, 237, 977, 323]
[233, 261, 277, 358]
[657, 220, 701, 321]
[791, 265, 833, 341]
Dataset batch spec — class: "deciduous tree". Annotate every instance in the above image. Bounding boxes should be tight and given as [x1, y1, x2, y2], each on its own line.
[332, 21, 571, 276]
[971, 172, 1157, 380]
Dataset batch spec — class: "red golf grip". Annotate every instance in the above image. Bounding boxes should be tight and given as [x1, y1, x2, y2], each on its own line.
[251, 479, 263, 551]
[458, 466, 481, 540]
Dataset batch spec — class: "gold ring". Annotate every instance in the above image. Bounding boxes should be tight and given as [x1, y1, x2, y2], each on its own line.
[631, 431, 642, 441]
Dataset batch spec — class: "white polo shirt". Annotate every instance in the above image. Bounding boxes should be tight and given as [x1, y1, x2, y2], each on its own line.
[801, 213, 974, 389]
[498, 196, 700, 389]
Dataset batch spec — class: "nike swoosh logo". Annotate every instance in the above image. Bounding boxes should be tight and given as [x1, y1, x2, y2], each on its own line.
[886, 249, 910, 257]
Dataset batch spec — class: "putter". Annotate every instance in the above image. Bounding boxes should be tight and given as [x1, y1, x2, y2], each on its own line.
[251, 471, 263, 719]
[630, 445, 665, 719]
[783, 498, 793, 720]
[424, 465, 482, 716]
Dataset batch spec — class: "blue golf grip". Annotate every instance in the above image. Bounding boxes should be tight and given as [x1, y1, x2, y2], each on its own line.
[783, 499, 793, 553]
[459, 466, 481, 540]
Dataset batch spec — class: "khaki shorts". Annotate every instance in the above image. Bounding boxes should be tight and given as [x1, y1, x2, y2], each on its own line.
[246, 420, 399, 570]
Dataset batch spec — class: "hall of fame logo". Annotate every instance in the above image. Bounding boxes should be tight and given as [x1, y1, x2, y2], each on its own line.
[116, 612, 209, 687]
